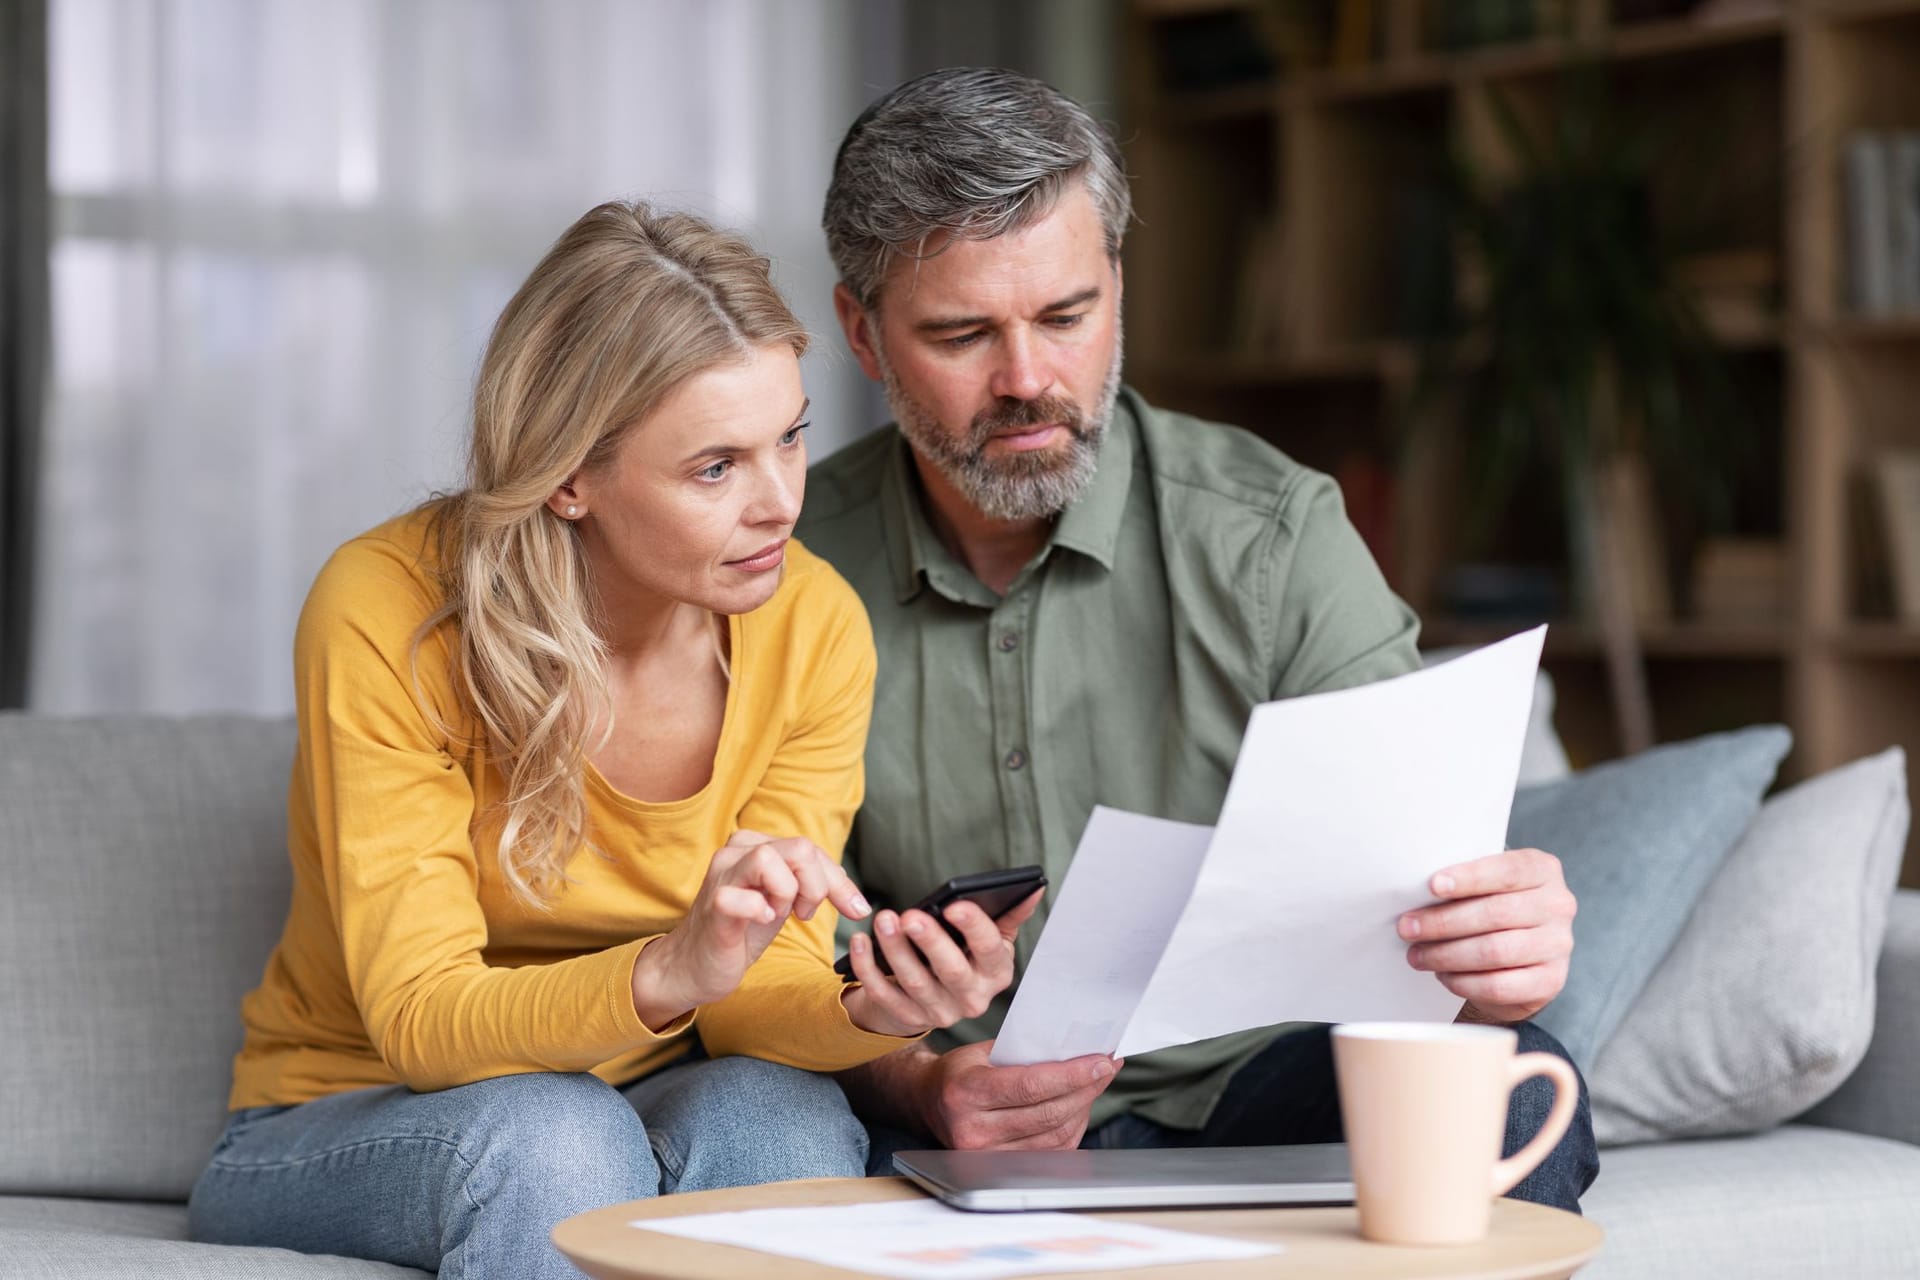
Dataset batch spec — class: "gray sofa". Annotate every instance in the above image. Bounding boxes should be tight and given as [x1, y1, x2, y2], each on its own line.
[3, 715, 1918, 1278]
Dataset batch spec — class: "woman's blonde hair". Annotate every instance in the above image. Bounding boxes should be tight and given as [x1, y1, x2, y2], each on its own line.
[417, 200, 808, 908]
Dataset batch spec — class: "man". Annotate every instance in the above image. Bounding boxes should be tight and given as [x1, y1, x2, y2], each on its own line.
[796, 67, 1597, 1210]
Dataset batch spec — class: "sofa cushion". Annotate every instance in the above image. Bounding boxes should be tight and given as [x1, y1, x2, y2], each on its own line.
[0, 1227, 427, 1279]
[1590, 750, 1909, 1145]
[1579, 1124, 1920, 1279]
[1507, 725, 1791, 1070]
[0, 715, 298, 1201]
[0, 1195, 190, 1239]
[1806, 887, 1920, 1147]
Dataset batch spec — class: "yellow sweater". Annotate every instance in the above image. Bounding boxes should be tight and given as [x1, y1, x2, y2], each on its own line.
[230, 507, 908, 1108]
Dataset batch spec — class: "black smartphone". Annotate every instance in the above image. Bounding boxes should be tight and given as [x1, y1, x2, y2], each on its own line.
[833, 865, 1047, 981]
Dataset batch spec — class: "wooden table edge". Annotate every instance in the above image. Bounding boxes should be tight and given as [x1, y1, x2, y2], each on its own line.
[553, 1176, 1605, 1280]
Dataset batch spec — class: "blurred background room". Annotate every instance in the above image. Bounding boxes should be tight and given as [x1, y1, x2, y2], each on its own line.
[2, 0, 1115, 717]
[3, 0, 1917, 879]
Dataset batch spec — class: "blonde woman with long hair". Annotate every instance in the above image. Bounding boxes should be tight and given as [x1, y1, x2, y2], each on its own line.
[186, 202, 1036, 1278]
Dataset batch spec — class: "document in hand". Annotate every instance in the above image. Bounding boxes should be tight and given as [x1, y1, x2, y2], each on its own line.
[991, 627, 1545, 1066]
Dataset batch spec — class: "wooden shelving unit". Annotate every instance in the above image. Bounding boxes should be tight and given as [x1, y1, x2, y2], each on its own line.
[1121, 0, 1920, 882]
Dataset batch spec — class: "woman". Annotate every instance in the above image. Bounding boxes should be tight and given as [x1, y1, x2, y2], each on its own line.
[188, 202, 1031, 1278]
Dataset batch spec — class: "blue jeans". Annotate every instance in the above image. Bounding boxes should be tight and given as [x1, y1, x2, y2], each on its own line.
[870, 1023, 1599, 1213]
[189, 1054, 868, 1279]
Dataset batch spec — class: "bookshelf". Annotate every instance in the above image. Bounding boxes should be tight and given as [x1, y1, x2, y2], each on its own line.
[1120, 0, 1920, 883]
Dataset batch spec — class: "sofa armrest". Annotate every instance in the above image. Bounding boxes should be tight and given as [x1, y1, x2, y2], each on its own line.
[1802, 888, 1920, 1146]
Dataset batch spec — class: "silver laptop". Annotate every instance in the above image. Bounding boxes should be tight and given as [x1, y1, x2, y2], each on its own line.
[893, 1143, 1354, 1212]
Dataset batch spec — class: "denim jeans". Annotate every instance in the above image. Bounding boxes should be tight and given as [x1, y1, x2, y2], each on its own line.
[189, 1054, 868, 1279]
[869, 1022, 1599, 1213]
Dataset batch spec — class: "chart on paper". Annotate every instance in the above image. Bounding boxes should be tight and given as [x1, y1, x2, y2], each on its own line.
[633, 1198, 1280, 1280]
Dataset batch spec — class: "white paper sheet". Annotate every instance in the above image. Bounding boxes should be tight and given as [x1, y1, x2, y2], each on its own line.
[992, 808, 1212, 1064]
[633, 1198, 1279, 1280]
[992, 627, 1543, 1066]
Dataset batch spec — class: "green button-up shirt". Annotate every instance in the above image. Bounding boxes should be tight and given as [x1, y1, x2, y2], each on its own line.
[796, 387, 1422, 1129]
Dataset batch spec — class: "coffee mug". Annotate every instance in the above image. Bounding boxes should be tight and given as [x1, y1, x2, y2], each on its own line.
[1331, 1022, 1578, 1246]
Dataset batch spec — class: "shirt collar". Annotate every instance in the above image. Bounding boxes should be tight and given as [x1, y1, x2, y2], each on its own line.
[878, 433, 940, 605]
[876, 388, 1141, 605]
[1048, 388, 1138, 571]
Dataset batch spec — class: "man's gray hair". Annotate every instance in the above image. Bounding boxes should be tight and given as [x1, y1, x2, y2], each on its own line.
[823, 67, 1133, 310]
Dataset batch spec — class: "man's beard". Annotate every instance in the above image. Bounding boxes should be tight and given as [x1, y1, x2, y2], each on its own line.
[876, 317, 1124, 523]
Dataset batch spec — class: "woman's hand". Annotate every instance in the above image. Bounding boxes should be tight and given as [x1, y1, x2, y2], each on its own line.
[630, 830, 871, 1030]
[838, 888, 1042, 1038]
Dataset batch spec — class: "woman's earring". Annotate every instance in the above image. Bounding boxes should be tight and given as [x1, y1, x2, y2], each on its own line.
[565, 505, 579, 518]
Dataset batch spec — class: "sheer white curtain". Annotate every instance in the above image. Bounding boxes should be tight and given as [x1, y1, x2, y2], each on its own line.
[37, 0, 894, 713]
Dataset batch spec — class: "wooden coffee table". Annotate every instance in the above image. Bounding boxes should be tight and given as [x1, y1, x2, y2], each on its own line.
[554, 1176, 1604, 1279]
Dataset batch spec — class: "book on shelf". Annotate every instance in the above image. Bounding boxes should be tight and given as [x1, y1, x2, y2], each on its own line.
[1844, 131, 1920, 318]
[1153, 3, 1338, 89]
[1393, 182, 1456, 338]
[1228, 212, 1288, 354]
[1674, 248, 1778, 337]
[1853, 466, 1895, 619]
[1331, 0, 1374, 70]
[1155, 8, 1277, 92]
[1598, 454, 1672, 626]
[1612, 0, 1700, 22]
[1688, 0, 1786, 26]
[1874, 452, 1920, 626]
[1426, 0, 1536, 50]
[1336, 453, 1397, 587]
[1380, 0, 1426, 61]
[1897, 136, 1920, 315]
[1691, 538, 1786, 625]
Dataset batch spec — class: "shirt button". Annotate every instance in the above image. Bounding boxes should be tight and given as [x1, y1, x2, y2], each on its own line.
[1005, 748, 1028, 771]
[998, 631, 1020, 653]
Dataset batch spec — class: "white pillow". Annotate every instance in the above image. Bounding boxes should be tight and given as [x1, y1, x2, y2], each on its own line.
[1588, 748, 1910, 1146]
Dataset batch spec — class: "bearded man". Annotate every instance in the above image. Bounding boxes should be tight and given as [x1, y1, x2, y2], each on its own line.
[794, 66, 1597, 1211]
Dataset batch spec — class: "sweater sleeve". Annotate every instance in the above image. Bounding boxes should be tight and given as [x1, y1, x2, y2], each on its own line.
[297, 538, 687, 1092]
[696, 568, 923, 1069]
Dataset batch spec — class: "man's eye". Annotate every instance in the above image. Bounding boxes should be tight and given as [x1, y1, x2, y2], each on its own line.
[780, 422, 810, 447]
[698, 460, 731, 482]
[1047, 313, 1084, 329]
[945, 331, 984, 349]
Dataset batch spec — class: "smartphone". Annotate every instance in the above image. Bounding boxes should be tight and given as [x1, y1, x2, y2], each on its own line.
[833, 865, 1047, 981]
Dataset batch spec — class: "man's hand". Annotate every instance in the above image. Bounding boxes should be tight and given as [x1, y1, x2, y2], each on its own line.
[918, 1041, 1122, 1150]
[841, 1040, 1121, 1151]
[1397, 847, 1576, 1025]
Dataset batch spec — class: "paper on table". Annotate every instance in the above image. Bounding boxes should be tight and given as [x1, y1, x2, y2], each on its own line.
[992, 627, 1544, 1066]
[633, 1198, 1280, 1280]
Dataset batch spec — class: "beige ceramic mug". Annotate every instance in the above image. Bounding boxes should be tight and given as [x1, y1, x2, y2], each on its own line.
[1331, 1022, 1579, 1246]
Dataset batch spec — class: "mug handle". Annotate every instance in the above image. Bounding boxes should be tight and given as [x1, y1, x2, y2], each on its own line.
[1489, 1052, 1579, 1197]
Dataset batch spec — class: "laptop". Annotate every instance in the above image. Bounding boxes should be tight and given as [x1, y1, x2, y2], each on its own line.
[893, 1143, 1355, 1212]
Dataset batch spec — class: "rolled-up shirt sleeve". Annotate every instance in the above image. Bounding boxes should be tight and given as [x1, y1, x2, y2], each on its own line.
[1264, 472, 1423, 700]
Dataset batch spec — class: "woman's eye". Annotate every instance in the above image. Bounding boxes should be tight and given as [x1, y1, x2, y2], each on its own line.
[698, 460, 731, 482]
[780, 421, 810, 447]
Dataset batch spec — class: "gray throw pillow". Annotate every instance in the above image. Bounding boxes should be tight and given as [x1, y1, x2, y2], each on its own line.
[1589, 749, 1910, 1146]
[1508, 724, 1791, 1071]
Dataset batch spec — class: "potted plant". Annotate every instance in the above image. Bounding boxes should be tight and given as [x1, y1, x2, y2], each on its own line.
[1405, 65, 1747, 754]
